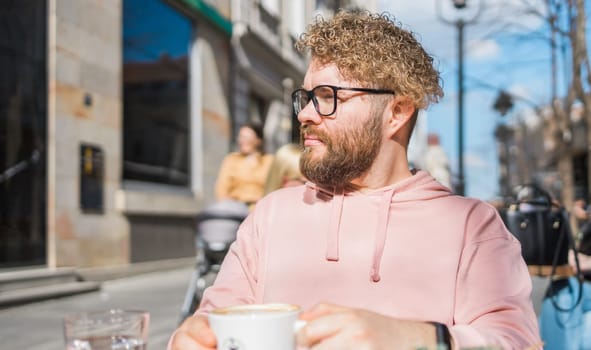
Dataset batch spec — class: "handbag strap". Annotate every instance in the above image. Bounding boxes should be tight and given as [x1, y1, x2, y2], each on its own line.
[546, 208, 583, 312]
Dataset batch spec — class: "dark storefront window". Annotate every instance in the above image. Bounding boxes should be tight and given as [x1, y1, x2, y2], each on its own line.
[0, 1, 47, 267]
[123, 0, 191, 186]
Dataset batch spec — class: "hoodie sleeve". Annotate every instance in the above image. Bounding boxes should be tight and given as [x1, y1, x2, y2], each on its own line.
[450, 201, 541, 349]
[194, 212, 261, 316]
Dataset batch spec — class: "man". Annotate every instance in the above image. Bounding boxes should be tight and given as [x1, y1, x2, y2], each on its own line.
[169, 10, 541, 350]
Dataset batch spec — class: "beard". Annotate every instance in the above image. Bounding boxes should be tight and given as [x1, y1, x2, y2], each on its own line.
[299, 109, 383, 190]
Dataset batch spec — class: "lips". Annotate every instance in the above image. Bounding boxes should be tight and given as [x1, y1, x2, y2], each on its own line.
[302, 134, 321, 146]
[300, 125, 330, 148]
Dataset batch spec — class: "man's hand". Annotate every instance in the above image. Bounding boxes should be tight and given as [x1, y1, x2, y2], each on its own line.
[296, 303, 437, 350]
[169, 315, 217, 350]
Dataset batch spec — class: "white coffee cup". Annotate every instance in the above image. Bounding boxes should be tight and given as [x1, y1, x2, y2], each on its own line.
[208, 303, 304, 350]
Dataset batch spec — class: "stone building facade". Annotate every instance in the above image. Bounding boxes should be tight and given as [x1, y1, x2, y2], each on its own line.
[1, 0, 375, 271]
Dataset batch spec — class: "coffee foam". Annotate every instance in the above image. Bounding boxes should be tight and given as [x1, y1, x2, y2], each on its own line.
[211, 303, 299, 316]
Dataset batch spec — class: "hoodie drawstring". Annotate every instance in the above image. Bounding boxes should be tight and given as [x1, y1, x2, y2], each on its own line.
[370, 187, 395, 282]
[308, 171, 446, 283]
[313, 182, 397, 282]
[326, 189, 344, 261]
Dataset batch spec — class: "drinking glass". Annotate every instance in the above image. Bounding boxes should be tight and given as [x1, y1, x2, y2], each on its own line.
[63, 309, 150, 350]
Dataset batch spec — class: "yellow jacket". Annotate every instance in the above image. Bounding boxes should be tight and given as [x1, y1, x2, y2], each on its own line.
[215, 152, 273, 206]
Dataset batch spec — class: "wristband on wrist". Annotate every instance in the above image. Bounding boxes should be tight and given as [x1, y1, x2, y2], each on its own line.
[429, 321, 451, 350]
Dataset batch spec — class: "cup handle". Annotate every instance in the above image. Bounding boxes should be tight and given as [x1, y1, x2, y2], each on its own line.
[294, 319, 307, 333]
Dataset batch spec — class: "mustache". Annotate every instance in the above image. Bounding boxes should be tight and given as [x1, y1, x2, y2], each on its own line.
[300, 125, 329, 143]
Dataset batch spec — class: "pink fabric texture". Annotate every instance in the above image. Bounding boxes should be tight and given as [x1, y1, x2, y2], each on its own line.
[197, 170, 540, 349]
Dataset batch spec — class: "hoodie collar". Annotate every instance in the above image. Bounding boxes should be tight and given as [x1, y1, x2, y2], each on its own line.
[303, 170, 451, 283]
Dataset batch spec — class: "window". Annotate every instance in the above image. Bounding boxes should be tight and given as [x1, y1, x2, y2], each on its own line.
[123, 0, 192, 186]
[0, 0, 47, 267]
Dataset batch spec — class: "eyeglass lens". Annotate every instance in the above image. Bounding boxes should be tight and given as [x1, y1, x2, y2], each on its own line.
[293, 86, 336, 116]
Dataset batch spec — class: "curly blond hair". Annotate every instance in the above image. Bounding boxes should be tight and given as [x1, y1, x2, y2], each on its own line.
[296, 10, 443, 110]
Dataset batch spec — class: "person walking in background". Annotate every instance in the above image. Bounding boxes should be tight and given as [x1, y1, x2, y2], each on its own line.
[214, 123, 273, 210]
[573, 195, 590, 238]
[541, 196, 591, 350]
[423, 133, 451, 190]
[263, 143, 305, 195]
[170, 10, 540, 350]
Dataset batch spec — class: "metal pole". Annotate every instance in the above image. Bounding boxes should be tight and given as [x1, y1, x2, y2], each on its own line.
[435, 0, 481, 196]
[457, 19, 465, 196]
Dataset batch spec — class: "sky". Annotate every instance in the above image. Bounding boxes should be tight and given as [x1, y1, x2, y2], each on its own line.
[377, 0, 582, 200]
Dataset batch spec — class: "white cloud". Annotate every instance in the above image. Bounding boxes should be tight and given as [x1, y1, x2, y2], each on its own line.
[464, 152, 489, 168]
[508, 84, 531, 100]
[467, 39, 500, 60]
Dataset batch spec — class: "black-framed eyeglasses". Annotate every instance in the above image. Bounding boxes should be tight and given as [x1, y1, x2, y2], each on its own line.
[291, 85, 395, 117]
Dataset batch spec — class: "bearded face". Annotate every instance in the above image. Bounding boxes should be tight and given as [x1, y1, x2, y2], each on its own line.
[299, 105, 384, 189]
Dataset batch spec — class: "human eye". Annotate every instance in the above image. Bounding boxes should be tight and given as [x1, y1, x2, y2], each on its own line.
[314, 86, 335, 102]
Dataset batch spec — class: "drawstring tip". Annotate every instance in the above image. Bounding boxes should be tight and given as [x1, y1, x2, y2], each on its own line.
[370, 268, 381, 282]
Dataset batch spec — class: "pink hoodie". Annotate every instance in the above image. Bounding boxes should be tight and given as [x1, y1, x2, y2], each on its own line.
[197, 170, 541, 349]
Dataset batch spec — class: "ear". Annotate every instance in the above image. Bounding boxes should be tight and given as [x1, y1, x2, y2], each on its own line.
[384, 98, 416, 139]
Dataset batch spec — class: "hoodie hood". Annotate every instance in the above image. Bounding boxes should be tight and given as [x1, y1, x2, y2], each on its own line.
[304, 170, 453, 282]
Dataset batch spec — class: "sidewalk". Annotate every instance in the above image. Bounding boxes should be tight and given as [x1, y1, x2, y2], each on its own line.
[0, 266, 194, 350]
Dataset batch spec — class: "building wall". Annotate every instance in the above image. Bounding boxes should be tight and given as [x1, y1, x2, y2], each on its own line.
[48, 0, 128, 268]
[47, 0, 234, 268]
[195, 19, 233, 205]
[114, 0, 234, 263]
[42, 0, 377, 270]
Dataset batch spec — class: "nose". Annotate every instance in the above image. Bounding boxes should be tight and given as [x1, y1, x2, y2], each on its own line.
[297, 100, 322, 125]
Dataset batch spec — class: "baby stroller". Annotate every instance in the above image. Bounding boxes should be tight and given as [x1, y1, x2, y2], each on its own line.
[178, 200, 249, 323]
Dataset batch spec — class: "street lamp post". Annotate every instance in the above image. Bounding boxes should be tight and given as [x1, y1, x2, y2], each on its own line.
[436, 0, 481, 196]
[457, 17, 465, 196]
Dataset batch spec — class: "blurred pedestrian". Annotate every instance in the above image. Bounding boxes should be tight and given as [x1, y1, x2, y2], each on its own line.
[214, 123, 273, 210]
[540, 241, 591, 350]
[519, 189, 591, 350]
[263, 143, 305, 195]
[423, 133, 451, 189]
[570, 195, 591, 277]
[573, 196, 590, 239]
[573, 197, 588, 224]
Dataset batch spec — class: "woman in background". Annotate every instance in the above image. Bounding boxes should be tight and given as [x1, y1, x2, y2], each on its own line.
[215, 123, 273, 210]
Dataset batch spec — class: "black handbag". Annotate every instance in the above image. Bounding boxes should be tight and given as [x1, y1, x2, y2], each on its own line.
[502, 184, 569, 267]
[501, 184, 583, 312]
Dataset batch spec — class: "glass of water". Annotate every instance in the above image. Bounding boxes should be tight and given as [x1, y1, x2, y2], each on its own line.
[63, 309, 150, 350]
